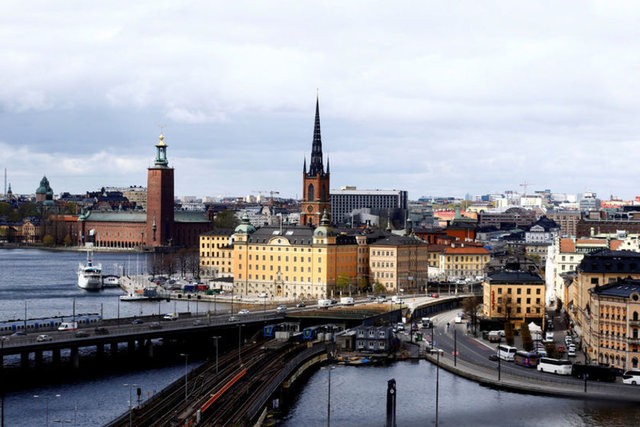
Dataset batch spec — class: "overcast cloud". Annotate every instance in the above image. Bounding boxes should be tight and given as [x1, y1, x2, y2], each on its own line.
[2, 1, 640, 201]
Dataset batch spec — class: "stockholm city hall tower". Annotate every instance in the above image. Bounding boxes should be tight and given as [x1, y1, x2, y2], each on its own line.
[300, 97, 331, 227]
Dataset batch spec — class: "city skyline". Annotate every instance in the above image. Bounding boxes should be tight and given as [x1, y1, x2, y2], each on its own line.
[2, 2, 640, 200]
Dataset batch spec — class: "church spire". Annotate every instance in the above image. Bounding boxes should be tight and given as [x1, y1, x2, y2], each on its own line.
[308, 96, 324, 176]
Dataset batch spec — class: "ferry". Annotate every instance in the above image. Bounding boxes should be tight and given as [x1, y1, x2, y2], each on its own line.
[77, 250, 103, 290]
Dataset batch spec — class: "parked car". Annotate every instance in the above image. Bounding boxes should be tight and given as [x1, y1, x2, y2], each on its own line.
[36, 334, 52, 342]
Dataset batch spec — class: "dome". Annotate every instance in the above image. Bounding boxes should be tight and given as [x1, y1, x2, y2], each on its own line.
[36, 176, 50, 194]
[234, 211, 256, 234]
[313, 210, 335, 237]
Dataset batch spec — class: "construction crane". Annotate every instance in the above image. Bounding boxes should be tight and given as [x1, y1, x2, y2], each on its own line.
[519, 181, 534, 197]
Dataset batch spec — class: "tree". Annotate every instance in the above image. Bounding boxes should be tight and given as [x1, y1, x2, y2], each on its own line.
[336, 273, 351, 295]
[373, 281, 386, 295]
[504, 321, 515, 346]
[63, 234, 73, 247]
[520, 323, 533, 351]
[462, 296, 482, 336]
[42, 234, 55, 246]
[357, 276, 369, 293]
[214, 209, 240, 229]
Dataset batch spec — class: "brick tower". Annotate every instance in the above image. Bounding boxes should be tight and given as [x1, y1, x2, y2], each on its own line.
[146, 133, 174, 247]
[300, 97, 331, 227]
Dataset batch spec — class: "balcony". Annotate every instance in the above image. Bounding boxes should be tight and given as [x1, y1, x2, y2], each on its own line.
[627, 337, 640, 345]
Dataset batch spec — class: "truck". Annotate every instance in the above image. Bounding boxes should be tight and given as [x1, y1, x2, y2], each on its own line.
[340, 297, 354, 305]
[318, 299, 332, 307]
[487, 331, 502, 343]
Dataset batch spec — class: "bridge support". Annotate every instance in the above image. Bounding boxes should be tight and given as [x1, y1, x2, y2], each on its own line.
[110, 341, 119, 357]
[145, 340, 154, 358]
[70, 347, 80, 369]
[20, 351, 29, 368]
[96, 343, 104, 359]
[52, 349, 61, 365]
[128, 340, 135, 354]
[34, 350, 43, 367]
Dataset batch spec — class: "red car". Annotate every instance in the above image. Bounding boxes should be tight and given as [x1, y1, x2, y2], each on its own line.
[431, 293, 440, 298]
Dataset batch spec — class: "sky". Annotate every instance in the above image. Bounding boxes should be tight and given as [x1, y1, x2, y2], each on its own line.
[2, 1, 640, 202]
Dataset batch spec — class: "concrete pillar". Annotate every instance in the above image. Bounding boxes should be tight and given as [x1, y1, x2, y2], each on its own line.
[71, 347, 80, 369]
[21, 352, 29, 368]
[96, 343, 105, 359]
[145, 340, 154, 358]
[111, 341, 119, 357]
[34, 350, 43, 367]
[52, 349, 61, 365]
[128, 340, 136, 353]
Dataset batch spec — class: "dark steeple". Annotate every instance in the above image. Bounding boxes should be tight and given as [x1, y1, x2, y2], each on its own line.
[308, 97, 325, 176]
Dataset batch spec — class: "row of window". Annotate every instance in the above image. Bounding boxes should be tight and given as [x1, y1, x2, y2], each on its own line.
[497, 297, 542, 305]
[496, 307, 541, 314]
[496, 287, 542, 295]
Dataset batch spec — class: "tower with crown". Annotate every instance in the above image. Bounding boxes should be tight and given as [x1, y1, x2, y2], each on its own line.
[146, 133, 175, 246]
[300, 97, 331, 227]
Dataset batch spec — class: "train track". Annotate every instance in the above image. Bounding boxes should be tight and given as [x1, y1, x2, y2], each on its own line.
[108, 337, 306, 427]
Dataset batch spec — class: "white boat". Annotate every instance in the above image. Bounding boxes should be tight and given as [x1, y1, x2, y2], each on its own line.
[103, 276, 120, 287]
[77, 251, 102, 290]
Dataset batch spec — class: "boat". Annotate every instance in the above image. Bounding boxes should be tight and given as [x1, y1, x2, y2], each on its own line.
[77, 250, 103, 290]
[120, 286, 163, 301]
[102, 276, 120, 287]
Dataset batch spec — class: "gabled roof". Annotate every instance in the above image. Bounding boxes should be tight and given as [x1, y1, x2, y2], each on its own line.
[488, 270, 544, 284]
[591, 279, 640, 298]
[578, 250, 640, 273]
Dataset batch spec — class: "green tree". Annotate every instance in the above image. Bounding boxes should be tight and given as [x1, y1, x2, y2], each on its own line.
[213, 209, 240, 229]
[521, 323, 533, 351]
[42, 234, 55, 246]
[63, 234, 73, 247]
[462, 296, 482, 336]
[504, 321, 515, 346]
[357, 276, 369, 293]
[373, 281, 386, 295]
[336, 273, 351, 295]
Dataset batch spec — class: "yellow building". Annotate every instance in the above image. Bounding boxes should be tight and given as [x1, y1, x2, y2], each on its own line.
[216, 212, 360, 300]
[369, 234, 429, 295]
[440, 244, 490, 282]
[482, 270, 545, 330]
[588, 279, 640, 370]
[199, 229, 234, 278]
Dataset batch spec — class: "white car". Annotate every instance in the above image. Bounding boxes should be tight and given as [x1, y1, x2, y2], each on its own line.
[238, 309, 250, 315]
[36, 334, 52, 342]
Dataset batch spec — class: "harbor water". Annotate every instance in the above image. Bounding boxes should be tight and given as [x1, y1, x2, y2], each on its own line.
[2, 248, 640, 426]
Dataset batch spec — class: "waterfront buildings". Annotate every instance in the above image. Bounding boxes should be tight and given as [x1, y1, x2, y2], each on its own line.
[368, 234, 429, 295]
[330, 186, 408, 227]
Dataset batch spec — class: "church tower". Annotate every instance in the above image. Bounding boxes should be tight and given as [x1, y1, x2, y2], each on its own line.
[300, 97, 331, 227]
[146, 133, 175, 247]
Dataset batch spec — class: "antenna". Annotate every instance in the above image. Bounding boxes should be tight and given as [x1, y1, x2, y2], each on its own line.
[3, 168, 6, 197]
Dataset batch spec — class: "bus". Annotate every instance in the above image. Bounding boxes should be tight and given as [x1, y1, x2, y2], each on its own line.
[537, 357, 572, 375]
[572, 364, 617, 382]
[514, 350, 539, 368]
[497, 344, 517, 361]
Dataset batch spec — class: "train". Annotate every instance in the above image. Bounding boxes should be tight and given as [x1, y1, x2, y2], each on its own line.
[0, 313, 102, 335]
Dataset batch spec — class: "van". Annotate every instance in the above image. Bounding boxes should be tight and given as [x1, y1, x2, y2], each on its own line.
[622, 370, 640, 385]
[391, 295, 404, 304]
[318, 299, 332, 307]
[163, 312, 179, 321]
[487, 331, 502, 343]
[340, 297, 355, 306]
[58, 322, 78, 331]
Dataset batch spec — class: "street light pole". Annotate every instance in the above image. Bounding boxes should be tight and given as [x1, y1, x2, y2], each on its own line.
[238, 324, 244, 365]
[179, 354, 188, 403]
[123, 384, 136, 427]
[327, 366, 332, 427]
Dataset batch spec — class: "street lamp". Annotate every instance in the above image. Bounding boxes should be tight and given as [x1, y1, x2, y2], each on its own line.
[212, 336, 221, 374]
[123, 384, 137, 427]
[33, 394, 60, 427]
[322, 365, 335, 427]
[179, 353, 188, 403]
[238, 324, 245, 365]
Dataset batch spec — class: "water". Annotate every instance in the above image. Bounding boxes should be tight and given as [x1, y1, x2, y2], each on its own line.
[281, 361, 640, 427]
[3, 249, 640, 426]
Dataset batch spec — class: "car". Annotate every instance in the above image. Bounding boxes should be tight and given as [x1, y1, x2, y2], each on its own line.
[163, 312, 179, 321]
[454, 315, 463, 324]
[132, 319, 144, 325]
[10, 331, 26, 337]
[431, 293, 440, 298]
[0, 336, 9, 343]
[94, 327, 109, 335]
[296, 301, 306, 308]
[558, 345, 566, 353]
[565, 335, 573, 344]
[567, 348, 576, 357]
[75, 331, 90, 338]
[148, 322, 162, 330]
[192, 319, 203, 326]
[276, 305, 287, 314]
[396, 323, 405, 331]
[488, 354, 499, 361]
[36, 334, 52, 342]
[238, 309, 250, 315]
[376, 296, 386, 303]
[228, 315, 238, 321]
[258, 292, 268, 298]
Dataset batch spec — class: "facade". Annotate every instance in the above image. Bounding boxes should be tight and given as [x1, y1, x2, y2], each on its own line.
[231, 212, 359, 300]
[482, 270, 546, 330]
[576, 218, 640, 238]
[440, 244, 490, 282]
[478, 207, 538, 229]
[368, 235, 429, 295]
[568, 250, 640, 340]
[587, 279, 640, 371]
[547, 209, 580, 237]
[330, 186, 408, 226]
[300, 98, 330, 227]
[355, 325, 395, 352]
[199, 229, 235, 278]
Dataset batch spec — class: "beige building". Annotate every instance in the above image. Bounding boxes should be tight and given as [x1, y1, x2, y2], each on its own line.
[440, 244, 490, 282]
[587, 279, 640, 370]
[199, 229, 234, 278]
[482, 270, 545, 330]
[368, 234, 429, 295]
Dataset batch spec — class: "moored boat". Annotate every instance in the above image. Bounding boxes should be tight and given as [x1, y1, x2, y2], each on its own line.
[77, 250, 102, 290]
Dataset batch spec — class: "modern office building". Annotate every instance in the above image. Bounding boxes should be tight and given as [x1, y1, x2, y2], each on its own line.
[330, 186, 408, 226]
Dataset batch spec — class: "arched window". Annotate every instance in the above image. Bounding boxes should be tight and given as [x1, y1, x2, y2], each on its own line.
[634, 329, 639, 339]
[633, 357, 638, 368]
[634, 311, 639, 321]
[308, 184, 315, 201]
[321, 184, 326, 200]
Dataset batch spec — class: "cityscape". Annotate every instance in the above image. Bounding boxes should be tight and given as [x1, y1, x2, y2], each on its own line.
[4, 2, 640, 426]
